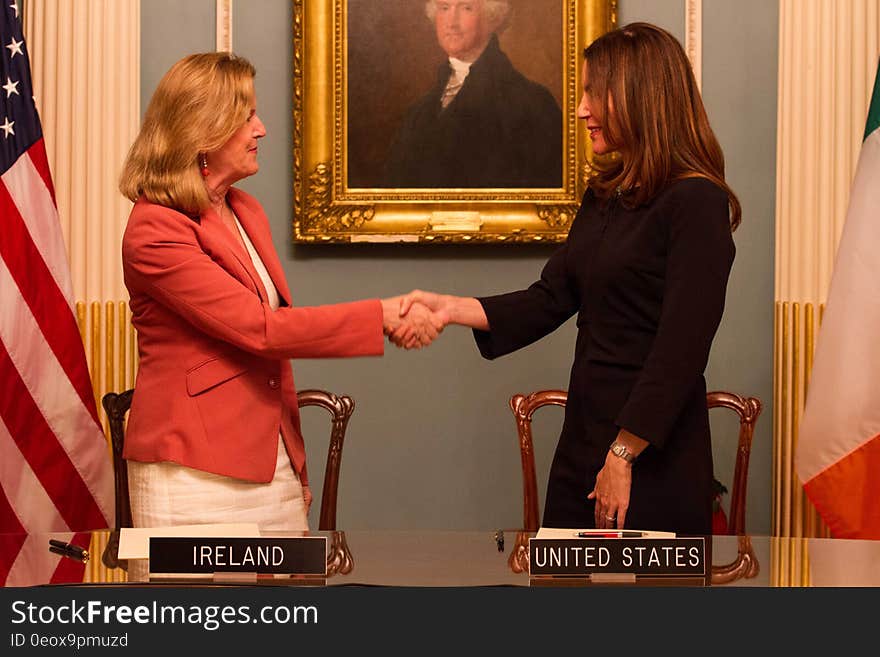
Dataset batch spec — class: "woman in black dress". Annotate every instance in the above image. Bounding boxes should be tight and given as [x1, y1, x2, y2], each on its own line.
[396, 23, 740, 535]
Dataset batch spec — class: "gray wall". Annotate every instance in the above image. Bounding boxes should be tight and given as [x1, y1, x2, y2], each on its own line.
[141, 0, 776, 534]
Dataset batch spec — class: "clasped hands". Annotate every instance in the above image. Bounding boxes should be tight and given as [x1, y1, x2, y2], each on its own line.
[380, 290, 449, 349]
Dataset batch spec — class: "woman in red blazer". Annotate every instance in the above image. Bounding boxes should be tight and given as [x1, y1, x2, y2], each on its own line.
[119, 52, 438, 532]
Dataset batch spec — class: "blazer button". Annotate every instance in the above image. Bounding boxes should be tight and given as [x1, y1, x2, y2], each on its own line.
[268, 377, 279, 389]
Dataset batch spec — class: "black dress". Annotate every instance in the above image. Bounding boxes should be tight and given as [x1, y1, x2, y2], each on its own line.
[474, 177, 735, 534]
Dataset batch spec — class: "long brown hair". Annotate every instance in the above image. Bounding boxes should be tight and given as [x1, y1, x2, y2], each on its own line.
[584, 22, 741, 230]
[119, 52, 256, 214]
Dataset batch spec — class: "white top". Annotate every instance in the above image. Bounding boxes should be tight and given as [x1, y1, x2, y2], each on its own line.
[234, 214, 280, 311]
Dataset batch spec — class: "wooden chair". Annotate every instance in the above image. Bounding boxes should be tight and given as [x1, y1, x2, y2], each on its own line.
[102, 388, 356, 531]
[102, 389, 135, 532]
[507, 390, 763, 581]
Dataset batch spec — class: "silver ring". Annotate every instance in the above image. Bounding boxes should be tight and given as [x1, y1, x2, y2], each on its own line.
[605, 515, 616, 521]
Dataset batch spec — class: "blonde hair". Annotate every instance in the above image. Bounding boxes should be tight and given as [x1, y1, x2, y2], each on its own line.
[585, 23, 741, 230]
[119, 52, 256, 214]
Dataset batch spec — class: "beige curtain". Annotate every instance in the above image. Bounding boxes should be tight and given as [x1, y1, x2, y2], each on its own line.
[773, 0, 880, 553]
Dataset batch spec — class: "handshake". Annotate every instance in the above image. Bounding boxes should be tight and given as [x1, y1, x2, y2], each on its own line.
[380, 290, 451, 350]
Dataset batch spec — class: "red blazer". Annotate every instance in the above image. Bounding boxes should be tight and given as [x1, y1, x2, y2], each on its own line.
[121, 187, 384, 485]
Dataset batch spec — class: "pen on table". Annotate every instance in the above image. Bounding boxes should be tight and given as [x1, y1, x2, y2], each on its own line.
[48, 539, 90, 562]
[575, 531, 647, 538]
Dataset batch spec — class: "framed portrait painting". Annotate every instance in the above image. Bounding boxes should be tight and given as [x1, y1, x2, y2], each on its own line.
[293, 0, 617, 243]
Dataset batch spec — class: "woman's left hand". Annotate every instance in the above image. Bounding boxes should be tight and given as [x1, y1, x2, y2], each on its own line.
[588, 455, 632, 529]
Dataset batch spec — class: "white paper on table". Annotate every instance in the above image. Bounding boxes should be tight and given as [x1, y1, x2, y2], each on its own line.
[117, 523, 261, 559]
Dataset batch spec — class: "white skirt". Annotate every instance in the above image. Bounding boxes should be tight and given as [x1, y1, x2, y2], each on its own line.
[127, 436, 309, 532]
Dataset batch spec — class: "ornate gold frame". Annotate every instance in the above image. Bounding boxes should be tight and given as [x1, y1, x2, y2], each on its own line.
[293, 0, 617, 244]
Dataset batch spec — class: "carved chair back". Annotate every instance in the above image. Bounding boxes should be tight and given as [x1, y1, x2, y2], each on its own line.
[101, 388, 355, 531]
[506, 389, 763, 582]
[507, 389, 762, 534]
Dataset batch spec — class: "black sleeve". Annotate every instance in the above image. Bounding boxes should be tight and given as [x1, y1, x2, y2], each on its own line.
[473, 241, 579, 360]
[615, 181, 736, 448]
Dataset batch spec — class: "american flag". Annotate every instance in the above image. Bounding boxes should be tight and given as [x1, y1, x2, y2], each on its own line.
[0, 1, 113, 584]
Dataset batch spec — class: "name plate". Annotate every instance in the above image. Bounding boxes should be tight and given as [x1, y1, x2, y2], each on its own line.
[529, 538, 706, 577]
[149, 537, 327, 575]
[429, 211, 483, 232]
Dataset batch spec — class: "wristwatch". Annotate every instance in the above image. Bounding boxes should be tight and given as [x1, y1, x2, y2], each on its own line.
[609, 440, 636, 464]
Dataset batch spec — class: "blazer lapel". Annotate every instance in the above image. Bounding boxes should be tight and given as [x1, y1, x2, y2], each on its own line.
[227, 188, 292, 307]
[199, 203, 269, 303]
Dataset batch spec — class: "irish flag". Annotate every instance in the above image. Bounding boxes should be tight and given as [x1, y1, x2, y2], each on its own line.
[796, 61, 880, 539]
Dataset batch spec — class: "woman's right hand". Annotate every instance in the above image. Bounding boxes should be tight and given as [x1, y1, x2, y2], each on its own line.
[390, 291, 453, 348]
[380, 296, 444, 349]
[399, 290, 452, 324]
[399, 290, 489, 333]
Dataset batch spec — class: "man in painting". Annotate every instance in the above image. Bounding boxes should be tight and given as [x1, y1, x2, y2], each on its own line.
[384, 0, 563, 188]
